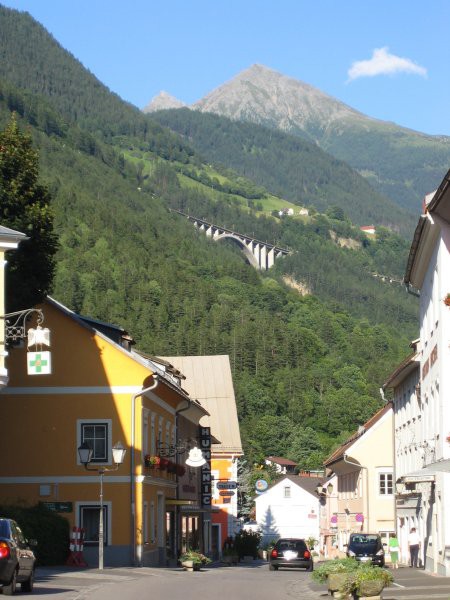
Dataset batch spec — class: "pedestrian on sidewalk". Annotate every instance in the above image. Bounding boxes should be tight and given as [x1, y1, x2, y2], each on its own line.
[389, 533, 400, 569]
[408, 527, 420, 568]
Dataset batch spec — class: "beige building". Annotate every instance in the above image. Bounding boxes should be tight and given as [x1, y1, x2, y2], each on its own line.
[162, 355, 243, 557]
[322, 403, 395, 552]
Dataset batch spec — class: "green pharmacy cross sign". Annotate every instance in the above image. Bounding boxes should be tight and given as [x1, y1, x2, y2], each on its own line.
[27, 351, 51, 375]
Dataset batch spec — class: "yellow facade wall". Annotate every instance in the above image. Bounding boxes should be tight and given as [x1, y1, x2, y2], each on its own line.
[0, 299, 184, 562]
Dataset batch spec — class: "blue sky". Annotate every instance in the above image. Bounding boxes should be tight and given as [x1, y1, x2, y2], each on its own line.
[3, 0, 450, 135]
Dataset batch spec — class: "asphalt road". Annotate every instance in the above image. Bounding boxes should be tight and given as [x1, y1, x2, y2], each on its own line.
[28, 562, 450, 600]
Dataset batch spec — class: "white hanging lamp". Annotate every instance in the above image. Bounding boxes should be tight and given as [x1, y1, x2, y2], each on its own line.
[185, 446, 206, 468]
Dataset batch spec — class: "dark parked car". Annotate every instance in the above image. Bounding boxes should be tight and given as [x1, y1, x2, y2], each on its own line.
[269, 538, 313, 571]
[0, 518, 36, 595]
[346, 533, 385, 567]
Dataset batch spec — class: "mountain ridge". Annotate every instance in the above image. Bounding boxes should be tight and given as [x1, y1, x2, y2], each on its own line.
[144, 63, 450, 212]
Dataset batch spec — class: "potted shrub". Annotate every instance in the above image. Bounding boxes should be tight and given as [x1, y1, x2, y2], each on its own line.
[306, 536, 320, 563]
[444, 293, 450, 307]
[340, 564, 393, 598]
[311, 558, 360, 596]
[180, 549, 211, 571]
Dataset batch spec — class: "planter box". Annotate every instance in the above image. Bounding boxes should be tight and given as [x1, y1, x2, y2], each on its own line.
[181, 560, 201, 571]
[328, 573, 348, 592]
[357, 579, 384, 597]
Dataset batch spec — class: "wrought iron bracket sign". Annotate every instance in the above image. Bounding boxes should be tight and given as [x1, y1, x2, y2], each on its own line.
[2, 308, 45, 343]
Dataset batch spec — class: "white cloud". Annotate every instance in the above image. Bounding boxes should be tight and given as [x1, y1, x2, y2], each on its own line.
[347, 47, 427, 81]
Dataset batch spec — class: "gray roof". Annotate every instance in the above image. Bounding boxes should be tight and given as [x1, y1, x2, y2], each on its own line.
[273, 474, 322, 497]
[161, 355, 243, 454]
[0, 225, 27, 244]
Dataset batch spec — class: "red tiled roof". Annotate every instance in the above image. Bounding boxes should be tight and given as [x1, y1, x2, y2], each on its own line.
[266, 456, 297, 466]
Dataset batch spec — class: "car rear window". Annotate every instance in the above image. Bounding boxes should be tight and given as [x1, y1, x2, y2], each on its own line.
[350, 535, 379, 544]
[278, 540, 307, 552]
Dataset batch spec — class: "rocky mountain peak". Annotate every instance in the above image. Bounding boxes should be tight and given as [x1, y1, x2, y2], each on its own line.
[191, 63, 367, 132]
[142, 91, 185, 113]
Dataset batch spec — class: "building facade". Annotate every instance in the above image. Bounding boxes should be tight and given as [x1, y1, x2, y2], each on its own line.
[322, 404, 395, 552]
[162, 355, 243, 558]
[0, 225, 27, 387]
[0, 297, 209, 567]
[396, 173, 450, 574]
[255, 474, 321, 545]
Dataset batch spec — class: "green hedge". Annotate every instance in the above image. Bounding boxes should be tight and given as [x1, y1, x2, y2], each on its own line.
[234, 530, 262, 559]
[0, 503, 70, 565]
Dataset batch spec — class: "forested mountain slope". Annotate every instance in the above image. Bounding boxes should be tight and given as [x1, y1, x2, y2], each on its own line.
[0, 6, 418, 466]
[150, 108, 416, 235]
[0, 5, 415, 237]
[154, 64, 450, 213]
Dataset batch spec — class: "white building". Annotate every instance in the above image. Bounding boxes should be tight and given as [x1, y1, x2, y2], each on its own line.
[0, 225, 26, 387]
[382, 342, 421, 566]
[255, 475, 320, 545]
[395, 172, 450, 575]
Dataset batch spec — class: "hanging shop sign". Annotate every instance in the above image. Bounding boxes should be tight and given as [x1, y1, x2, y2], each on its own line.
[199, 426, 211, 507]
[27, 351, 51, 375]
[255, 479, 268, 492]
[219, 490, 235, 497]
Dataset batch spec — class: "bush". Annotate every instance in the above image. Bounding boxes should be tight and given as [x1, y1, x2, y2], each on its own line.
[180, 549, 211, 565]
[0, 503, 70, 565]
[311, 557, 361, 583]
[234, 529, 261, 559]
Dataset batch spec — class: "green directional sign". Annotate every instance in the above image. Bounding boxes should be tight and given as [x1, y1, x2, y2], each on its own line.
[41, 502, 73, 513]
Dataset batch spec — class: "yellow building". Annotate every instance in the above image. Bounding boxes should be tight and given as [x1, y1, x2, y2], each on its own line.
[0, 297, 207, 567]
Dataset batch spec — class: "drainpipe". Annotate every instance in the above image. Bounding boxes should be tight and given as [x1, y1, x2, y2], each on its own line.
[131, 376, 159, 566]
[343, 454, 369, 533]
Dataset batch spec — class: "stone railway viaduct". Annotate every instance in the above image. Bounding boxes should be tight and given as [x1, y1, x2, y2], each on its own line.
[172, 210, 290, 271]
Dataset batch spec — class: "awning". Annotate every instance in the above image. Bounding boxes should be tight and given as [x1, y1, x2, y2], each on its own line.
[400, 459, 450, 483]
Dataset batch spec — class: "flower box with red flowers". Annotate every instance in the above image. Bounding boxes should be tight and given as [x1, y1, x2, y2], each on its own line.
[144, 455, 161, 468]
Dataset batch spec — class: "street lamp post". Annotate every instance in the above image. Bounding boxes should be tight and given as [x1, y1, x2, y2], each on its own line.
[78, 441, 126, 570]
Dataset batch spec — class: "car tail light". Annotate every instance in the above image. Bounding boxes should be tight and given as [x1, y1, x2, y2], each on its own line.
[271, 548, 278, 558]
[0, 541, 10, 559]
[304, 550, 311, 559]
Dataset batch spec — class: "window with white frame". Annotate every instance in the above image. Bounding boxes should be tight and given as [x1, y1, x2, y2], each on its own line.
[379, 472, 393, 495]
[80, 505, 108, 545]
[79, 420, 110, 463]
[284, 486, 291, 498]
